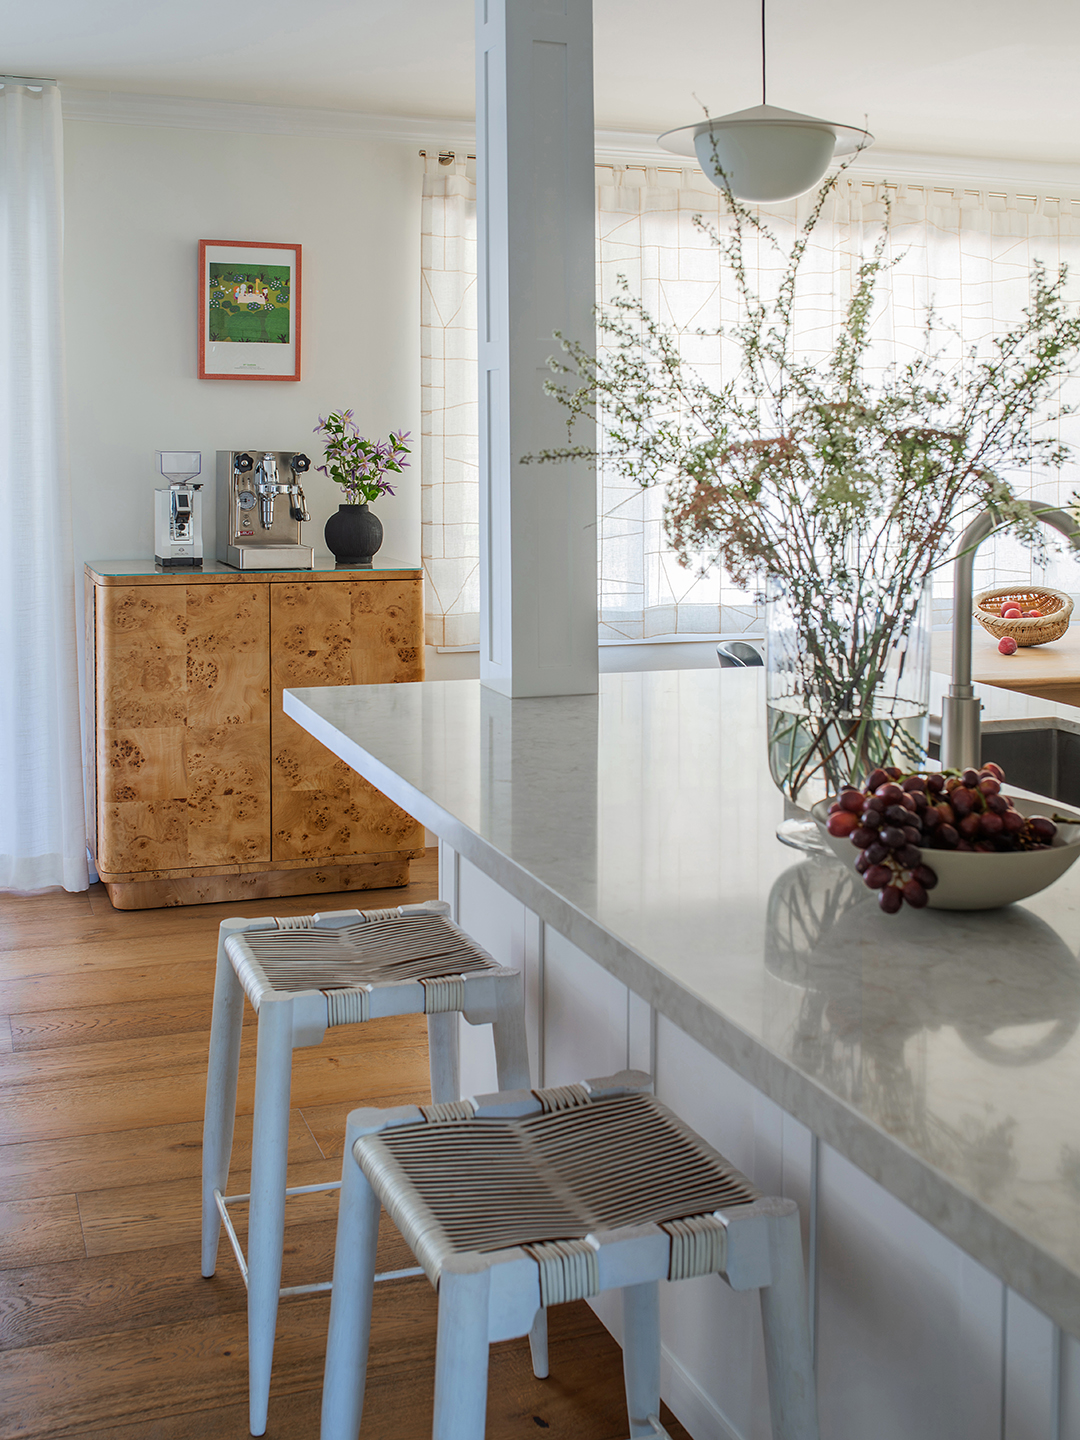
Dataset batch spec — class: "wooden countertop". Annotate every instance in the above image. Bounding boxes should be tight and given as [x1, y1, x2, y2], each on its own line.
[932, 624, 1080, 705]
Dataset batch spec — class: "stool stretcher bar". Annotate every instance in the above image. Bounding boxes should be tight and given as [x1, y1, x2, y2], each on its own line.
[213, 1184, 422, 1295]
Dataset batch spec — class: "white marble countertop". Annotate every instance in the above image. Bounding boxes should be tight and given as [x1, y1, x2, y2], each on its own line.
[284, 668, 1080, 1337]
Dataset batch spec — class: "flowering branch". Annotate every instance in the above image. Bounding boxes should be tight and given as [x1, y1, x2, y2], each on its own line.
[524, 176, 1080, 800]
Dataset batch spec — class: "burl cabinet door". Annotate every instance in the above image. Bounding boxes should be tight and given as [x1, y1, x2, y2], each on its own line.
[270, 578, 424, 863]
[95, 583, 271, 876]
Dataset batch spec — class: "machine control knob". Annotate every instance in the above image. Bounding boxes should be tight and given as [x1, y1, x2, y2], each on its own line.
[290, 453, 311, 473]
[234, 452, 254, 473]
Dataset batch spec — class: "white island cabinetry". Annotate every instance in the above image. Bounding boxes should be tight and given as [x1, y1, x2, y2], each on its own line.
[285, 669, 1080, 1440]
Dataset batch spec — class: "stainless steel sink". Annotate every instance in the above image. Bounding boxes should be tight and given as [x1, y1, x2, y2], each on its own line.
[929, 719, 1080, 807]
[981, 724, 1080, 809]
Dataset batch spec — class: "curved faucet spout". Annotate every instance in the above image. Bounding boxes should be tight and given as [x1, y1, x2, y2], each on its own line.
[942, 501, 1080, 770]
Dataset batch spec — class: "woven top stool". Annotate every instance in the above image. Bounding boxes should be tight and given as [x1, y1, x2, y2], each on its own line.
[201, 900, 533, 1437]
[321, 1069, 819, 1440]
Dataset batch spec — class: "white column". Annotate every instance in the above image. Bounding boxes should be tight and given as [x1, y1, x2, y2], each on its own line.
[476, 0, 599, 698]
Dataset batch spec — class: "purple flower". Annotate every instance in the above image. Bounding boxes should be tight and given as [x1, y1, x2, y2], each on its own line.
[313, 408, 413, 503]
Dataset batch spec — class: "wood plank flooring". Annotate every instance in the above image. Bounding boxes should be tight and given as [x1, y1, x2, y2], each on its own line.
[0, 857, 690, 1439]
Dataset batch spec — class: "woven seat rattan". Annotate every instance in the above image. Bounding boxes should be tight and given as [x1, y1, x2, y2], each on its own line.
[201, 900, 533, 1437]
[322, 1070, 819, 1440]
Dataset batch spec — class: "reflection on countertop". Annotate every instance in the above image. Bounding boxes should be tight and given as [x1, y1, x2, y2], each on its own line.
[766, 860, 1080, 1225]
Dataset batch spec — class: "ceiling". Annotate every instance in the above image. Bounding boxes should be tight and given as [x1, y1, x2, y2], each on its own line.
[6, 0, 1080, 166]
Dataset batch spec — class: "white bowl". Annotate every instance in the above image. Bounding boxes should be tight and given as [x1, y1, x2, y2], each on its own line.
[812, 795, 1080, 910]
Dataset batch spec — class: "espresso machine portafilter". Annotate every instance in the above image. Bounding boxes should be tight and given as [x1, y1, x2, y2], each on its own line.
[217, 450, 314, 569]
[254, 451, 312, 529]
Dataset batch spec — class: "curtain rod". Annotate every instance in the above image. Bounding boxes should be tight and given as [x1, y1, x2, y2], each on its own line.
[419, 149, 475, 164]
[417, 149, 1077, 204]
[0, 75, 57, 87]
[418, 148, 712, 174]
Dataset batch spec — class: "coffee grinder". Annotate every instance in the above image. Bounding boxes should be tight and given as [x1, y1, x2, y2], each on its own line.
[154, 451, 204, 567]
[216, 451, 314, 570]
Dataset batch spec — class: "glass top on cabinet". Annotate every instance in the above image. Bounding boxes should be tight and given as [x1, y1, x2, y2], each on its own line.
[85, 556, 422, 580]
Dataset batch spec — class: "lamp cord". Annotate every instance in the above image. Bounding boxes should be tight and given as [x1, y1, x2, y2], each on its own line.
[761, 0, 767, 105]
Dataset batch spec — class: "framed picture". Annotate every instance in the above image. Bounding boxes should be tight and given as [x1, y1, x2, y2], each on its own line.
[198, 239, 301, 381]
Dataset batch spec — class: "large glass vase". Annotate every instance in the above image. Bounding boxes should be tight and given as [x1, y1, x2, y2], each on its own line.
[766, 575, 931, 845]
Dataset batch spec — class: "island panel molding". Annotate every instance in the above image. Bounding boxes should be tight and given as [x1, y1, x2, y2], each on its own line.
[85, 562, 425, 908]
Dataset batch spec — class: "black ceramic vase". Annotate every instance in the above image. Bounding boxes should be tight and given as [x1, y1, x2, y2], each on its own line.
[324, 503, 383, 565]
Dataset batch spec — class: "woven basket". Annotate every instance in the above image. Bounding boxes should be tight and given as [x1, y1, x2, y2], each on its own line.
[974, 585, 1073, 647]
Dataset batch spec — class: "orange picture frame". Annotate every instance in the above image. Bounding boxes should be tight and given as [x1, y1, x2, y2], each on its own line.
[198, 239, 302, 381]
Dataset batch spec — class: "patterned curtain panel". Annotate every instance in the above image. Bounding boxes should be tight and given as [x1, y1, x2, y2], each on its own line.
[421, 160, 1080, 645]
[421, 155, 479, 648]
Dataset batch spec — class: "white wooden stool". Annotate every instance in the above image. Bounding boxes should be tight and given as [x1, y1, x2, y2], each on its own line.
[201, 899, 533, 1437]
[321, 1069, 819, 1440]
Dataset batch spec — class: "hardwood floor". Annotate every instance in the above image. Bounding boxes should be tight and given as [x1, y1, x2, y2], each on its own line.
[0, 857, 690, 1439]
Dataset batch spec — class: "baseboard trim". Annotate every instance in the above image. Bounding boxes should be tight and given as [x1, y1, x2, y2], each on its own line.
[660, 1342, 743, 1440]
[587, 1293, 744, 1440]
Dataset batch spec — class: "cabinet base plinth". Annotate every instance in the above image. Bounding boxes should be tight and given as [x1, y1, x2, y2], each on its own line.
[102, 859, 412, 911]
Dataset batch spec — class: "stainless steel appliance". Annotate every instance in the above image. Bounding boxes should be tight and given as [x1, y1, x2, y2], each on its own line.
[154, 451, 204, 568]
[217, 450, 314, 570]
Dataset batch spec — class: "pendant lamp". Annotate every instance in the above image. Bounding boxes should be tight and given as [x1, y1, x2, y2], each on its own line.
[657, 1, 872, 203]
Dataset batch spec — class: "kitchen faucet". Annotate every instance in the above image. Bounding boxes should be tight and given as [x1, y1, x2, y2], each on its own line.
[941, 501, 1080, 770]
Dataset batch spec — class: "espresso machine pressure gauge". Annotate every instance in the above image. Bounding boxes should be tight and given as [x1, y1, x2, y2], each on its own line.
[216, 449, 314, 570]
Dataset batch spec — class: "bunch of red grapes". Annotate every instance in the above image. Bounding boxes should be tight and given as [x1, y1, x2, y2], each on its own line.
[826, 763, 1058, 913]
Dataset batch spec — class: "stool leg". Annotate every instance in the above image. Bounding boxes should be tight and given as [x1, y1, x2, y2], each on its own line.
[246, 996, 295, 1437]
[202, 941, 246, 1277]
[490, 982, 545, 1376]
[432, 1263, 491, 1440]
[622, 1281, 661, 1439]
[321, 1122, 380, 1440]
[427, 1011, 460, 1104]
[528, 1307, 549, 1379]
[759, 1206, 819, 1440]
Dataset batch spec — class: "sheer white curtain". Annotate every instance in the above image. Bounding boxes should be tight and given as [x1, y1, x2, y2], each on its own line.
[420, 162, 1080, 644]
[0, 80, 88, 892]
[596, 168, 1080, 635]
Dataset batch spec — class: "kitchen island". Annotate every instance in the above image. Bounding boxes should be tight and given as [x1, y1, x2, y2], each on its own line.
[285, 668, 1080, 1440]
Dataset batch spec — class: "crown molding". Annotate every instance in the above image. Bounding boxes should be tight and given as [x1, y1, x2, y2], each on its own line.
[60, 89, 1080, 196]
[60, 87, 476, 150]
[845, 148, 1080, 195]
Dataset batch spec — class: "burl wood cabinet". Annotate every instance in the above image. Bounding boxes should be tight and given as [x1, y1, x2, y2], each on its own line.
[84, 561, 425, 909]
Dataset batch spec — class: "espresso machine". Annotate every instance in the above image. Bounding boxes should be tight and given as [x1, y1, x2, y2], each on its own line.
[154, 451, 204, 567]
[216, 450, 314, 569]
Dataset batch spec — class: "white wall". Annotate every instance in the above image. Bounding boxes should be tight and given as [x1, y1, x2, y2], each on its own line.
[62, 117, 422, 589]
